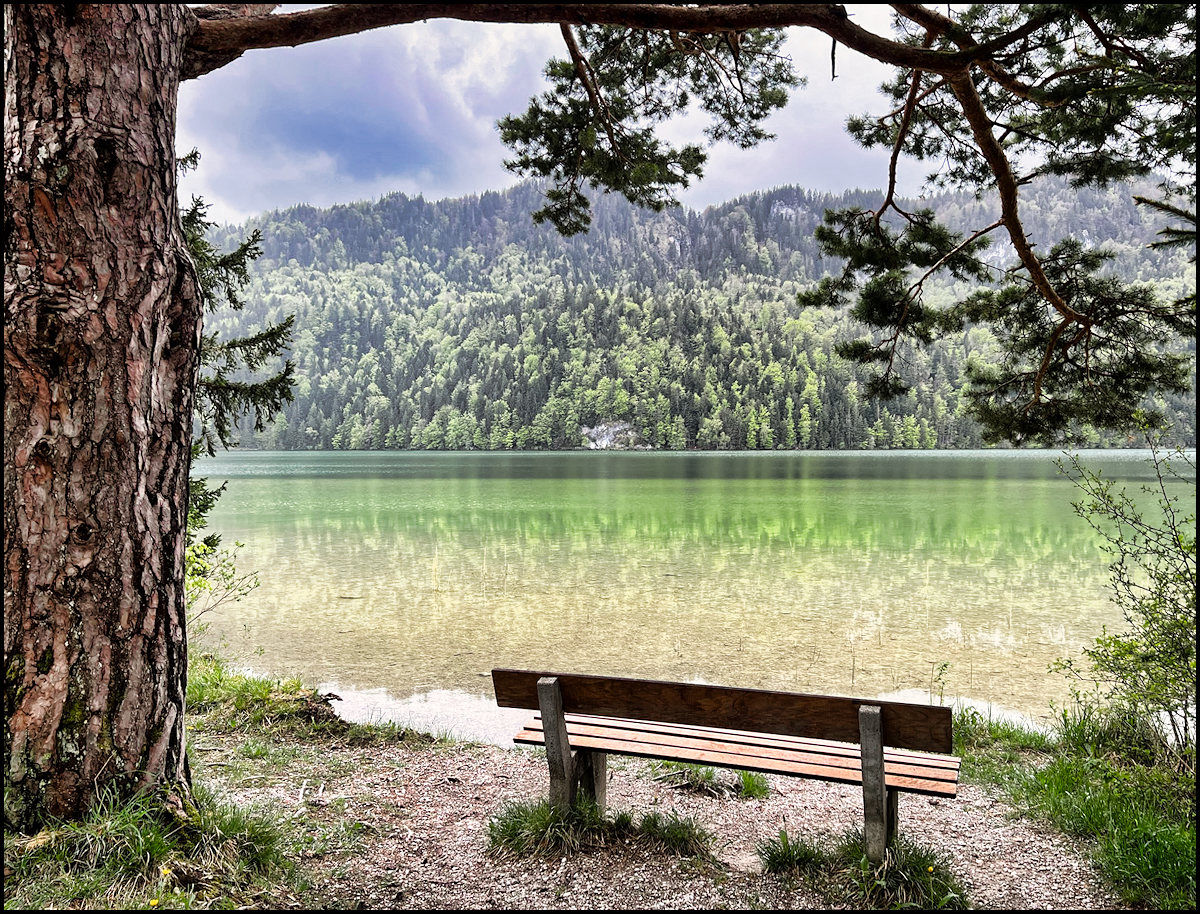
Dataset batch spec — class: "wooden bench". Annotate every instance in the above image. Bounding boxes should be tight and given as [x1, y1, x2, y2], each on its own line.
[492, 668, 959, 862]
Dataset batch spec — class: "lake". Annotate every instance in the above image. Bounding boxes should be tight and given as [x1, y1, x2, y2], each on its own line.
[198, 449, 1182, 742]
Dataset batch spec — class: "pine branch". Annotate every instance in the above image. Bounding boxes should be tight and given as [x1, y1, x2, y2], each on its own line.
[182, 3, 984, 81]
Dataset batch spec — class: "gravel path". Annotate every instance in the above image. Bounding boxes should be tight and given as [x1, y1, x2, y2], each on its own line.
[197, 735, 1122, 910]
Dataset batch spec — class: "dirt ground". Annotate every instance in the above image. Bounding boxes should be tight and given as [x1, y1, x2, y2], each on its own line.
[190, 726, 1122, 910]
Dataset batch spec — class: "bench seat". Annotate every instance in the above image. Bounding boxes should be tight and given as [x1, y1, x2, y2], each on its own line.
[493, 668, 960, 861]
[514, 711, 959, 797]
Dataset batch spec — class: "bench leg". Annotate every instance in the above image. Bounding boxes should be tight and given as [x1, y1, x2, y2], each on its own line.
[575, 750, 607, 813]
[538, 676, 576, 809]
[886, 786, 898, 847]
[859, 704, 898, 864]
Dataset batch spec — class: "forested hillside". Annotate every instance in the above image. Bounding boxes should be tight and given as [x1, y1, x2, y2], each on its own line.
[208, 178, 1196, 450]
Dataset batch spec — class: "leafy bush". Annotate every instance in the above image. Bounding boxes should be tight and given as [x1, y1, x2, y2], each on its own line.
[1055, 443, 1196, 772]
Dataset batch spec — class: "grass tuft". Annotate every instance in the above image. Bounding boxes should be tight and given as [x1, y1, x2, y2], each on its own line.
[759, 827, 968, 909]
[3, 783, 296, 910]
[1052, 701, 1181, 770]
[487, 798, 713, 860]
[186, 651, 440, 747]
[757, 828, 824, 875]
[486, 797, 608, 857]
[733, 769, 770, 799]
[649, 760, 722, 795]
[633, 810, 714, 857]
[649, 761, 770, 799]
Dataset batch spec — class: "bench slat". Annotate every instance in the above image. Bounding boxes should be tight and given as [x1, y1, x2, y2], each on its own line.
[514, 725, 957, 797]
[519, 717, 958, 789]
[493, 668, 953, 754]
[544, 712, 961, 771]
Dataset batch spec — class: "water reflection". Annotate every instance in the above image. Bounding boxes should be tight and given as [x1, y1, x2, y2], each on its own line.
[201, 450, 1191, 729]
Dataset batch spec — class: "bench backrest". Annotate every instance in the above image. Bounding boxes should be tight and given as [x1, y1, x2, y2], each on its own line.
[492, 668, 953, 754]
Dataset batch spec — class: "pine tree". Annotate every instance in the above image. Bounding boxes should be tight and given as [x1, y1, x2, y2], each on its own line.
[179, 151, 295, 606]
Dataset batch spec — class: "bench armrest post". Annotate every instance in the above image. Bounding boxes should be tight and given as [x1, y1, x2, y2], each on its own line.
[859, 704, 897, 863]
[538, 676, 575, 809]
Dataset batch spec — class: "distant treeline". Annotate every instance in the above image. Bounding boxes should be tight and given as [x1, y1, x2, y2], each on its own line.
[206, 178, 1196, 450]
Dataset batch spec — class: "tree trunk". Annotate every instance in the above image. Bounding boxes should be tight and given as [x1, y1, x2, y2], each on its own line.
[3, 4, 198, 830]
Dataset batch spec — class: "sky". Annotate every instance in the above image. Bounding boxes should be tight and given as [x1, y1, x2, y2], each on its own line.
[178, 5, 919, 227]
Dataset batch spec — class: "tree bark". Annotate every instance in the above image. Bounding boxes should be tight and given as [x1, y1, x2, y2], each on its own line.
[3, 4, 198, 830]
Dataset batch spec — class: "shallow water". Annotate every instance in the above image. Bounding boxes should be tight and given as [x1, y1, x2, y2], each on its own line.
[198, 449, 1188, 741]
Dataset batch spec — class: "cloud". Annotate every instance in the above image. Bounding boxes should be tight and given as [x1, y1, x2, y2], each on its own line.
[673, 7, 923, 208]
[178, 20, 562, 223]
[178, 7, 921, 225]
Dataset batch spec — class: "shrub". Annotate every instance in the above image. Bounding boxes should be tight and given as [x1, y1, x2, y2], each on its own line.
[1055, 443, 1196, 772]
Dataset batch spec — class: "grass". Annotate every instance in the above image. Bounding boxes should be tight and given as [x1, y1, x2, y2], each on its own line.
[487, 797, 714, 859]
[758, 827, 968, 909]
[734, 769, 770, 799]
[756, 827, 825, 875]
[1011, 754, 1195, 908]
[187, 651, 445, 747]
[5, 648, 460, 911]
[953, 704, 1196, 910]
[3, 783, 298, 910]
[649, 761, 770, 799]
[649, 760, 722, 795]
[951, 705, 1056, 785]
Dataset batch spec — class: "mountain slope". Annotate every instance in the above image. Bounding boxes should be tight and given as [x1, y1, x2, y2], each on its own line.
[206, 178, 1196, 450]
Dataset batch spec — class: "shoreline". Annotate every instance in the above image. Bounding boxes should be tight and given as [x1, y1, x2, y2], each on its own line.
[212, 657, 1058, 749]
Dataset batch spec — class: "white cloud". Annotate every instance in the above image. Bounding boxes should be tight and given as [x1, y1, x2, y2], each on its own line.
[177, 6, 921, 225]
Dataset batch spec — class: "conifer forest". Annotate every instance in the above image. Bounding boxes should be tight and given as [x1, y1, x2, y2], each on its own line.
[207, 177, 1195, 452]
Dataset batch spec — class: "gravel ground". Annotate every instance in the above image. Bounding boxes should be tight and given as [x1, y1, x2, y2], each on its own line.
[195, 734, 1123, 910]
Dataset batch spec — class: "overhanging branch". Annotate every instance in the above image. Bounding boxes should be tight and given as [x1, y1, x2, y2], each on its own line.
[182, 3, 983, 80]
[946, 70, 1083, 326]
[192, 4, 280, 20]
[890, 3, 1065, 104]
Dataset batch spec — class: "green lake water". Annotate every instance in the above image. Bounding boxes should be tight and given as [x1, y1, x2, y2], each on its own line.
[198, 449, 1187, 742]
